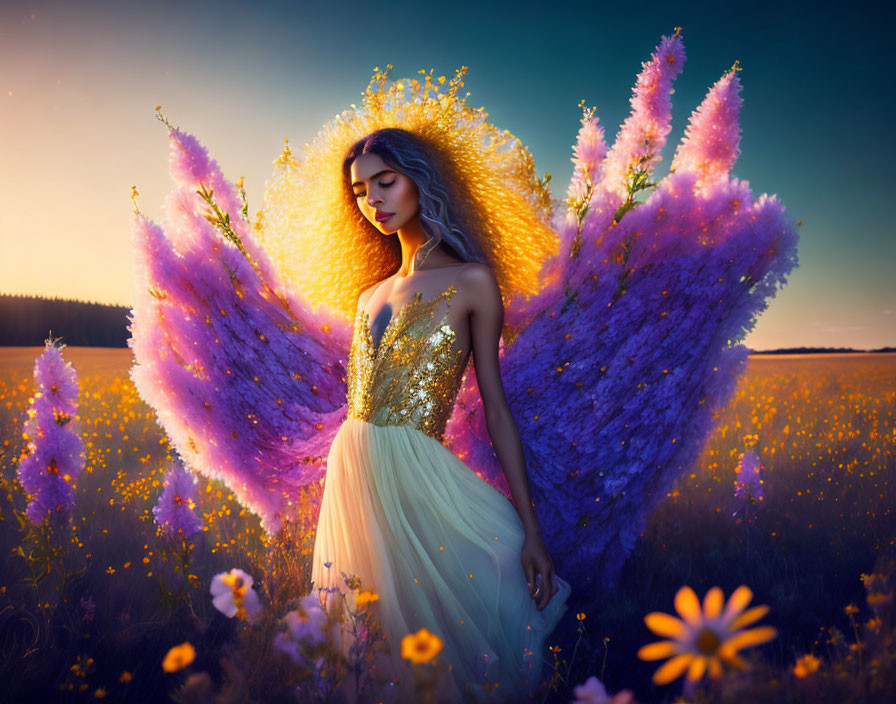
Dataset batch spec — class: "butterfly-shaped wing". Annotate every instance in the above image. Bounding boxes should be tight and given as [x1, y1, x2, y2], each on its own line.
[129, 125, 350, 535]
[445, 33, 799, 586]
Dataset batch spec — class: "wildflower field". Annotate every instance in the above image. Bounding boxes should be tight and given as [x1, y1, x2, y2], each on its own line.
[1, 346, 894, 703]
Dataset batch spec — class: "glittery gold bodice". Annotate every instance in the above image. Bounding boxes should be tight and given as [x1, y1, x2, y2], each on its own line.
[346, 284, 469, 442]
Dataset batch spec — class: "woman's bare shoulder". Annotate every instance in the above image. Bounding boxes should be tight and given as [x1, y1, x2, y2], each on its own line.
[457, 262, 502, 315]
[458, 262, 498, 292]
[357, 274, 395, 309]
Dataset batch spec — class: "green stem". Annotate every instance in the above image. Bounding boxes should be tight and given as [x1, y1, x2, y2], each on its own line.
[600, 637, 609, 681]
[565, 623, 585, 682]
[197, 182, 302, 325]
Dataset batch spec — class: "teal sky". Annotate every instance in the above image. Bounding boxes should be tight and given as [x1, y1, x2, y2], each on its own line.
[0, 0, 892, 349]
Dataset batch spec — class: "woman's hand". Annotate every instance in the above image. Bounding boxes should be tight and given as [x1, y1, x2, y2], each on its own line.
[521, 530, 558, 611]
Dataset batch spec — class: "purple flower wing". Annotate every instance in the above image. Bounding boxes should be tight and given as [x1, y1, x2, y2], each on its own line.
[129, 126, 350, 535]
[445, 33, 799, 586]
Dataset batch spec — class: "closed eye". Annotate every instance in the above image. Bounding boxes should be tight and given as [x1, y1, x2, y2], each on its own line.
[353, 180, 395, 198]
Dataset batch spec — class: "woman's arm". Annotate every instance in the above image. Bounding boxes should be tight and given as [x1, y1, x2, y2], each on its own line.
[462, 263, 557, 609]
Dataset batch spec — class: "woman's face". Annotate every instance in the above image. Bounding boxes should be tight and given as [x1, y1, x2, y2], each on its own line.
[350, 152, 420, 235]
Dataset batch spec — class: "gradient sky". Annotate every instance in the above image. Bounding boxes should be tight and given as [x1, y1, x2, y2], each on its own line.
[1, 0, 892, 349]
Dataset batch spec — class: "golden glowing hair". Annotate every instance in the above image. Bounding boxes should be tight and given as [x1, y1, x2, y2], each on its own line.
[257, 66, 558, 322]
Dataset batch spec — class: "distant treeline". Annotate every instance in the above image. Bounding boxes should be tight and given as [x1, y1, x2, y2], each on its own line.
[0, 293, 894, 353]
[750, 346, 896, 354]
[0, 293, 130, 347]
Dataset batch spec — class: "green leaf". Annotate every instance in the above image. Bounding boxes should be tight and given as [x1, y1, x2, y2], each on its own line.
[35, 562, 51, 584]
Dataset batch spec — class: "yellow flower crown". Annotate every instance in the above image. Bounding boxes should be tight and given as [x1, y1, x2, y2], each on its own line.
[256, 65, 559, 321]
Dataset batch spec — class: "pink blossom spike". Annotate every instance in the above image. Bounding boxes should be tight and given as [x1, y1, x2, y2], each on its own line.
[567, 109, 608, 206]
[671, 68, 744, 189]
[167, 126, 219, 190]
[598, 31, 687, 200]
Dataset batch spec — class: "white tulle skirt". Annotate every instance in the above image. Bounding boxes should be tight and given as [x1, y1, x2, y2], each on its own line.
[311, 417, 571, 703]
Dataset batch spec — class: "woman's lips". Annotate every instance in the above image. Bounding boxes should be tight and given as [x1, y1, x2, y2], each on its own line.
[375, 211, 394, 223]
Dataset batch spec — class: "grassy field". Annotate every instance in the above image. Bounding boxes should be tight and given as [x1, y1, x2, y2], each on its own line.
[1, 348, 894, 703]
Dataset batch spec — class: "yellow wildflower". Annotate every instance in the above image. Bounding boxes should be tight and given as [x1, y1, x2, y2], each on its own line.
[162, 642, 195, 673]
[792, 654, 821, 678]
[355, 590, 379, 610]
[401, 627, 444, 664]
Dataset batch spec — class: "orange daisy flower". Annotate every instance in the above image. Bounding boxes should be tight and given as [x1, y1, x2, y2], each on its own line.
[637, 585, 777, 684]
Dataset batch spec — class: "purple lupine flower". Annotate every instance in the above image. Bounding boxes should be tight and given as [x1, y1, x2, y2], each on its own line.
[152, 460, 203, 539]
[16, 338, 86, 524]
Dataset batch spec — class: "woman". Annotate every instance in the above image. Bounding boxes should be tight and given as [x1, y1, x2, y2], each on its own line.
[310, 127, 571, 701]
